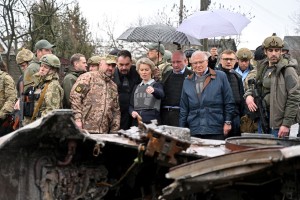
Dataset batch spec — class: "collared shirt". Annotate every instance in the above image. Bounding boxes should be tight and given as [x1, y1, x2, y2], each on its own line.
[173, 67, 186, 74]
[235, 66, 251, 83]
[140, 78, 155, 86]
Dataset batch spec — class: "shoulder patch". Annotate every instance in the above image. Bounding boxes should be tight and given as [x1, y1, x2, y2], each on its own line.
[75, 84, 84, 93]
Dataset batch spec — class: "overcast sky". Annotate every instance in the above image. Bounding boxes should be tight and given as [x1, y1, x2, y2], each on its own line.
[78, 0, 300, 50]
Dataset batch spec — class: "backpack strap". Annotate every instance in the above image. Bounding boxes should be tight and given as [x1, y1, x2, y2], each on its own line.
[31, 82, 50, 122]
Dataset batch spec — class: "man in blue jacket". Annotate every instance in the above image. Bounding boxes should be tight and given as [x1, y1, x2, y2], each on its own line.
[179, 51, 235, 140]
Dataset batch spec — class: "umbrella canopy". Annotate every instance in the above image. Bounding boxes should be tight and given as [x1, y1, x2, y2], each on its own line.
[177, 9, 251, 39]
[117, 24, 201, 46]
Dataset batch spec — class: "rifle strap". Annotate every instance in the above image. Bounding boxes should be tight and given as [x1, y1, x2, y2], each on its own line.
[31, 82, 50, 122]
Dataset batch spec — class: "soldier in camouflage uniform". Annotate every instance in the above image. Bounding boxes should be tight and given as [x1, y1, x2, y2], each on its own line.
[245, 33, 300, 138]
[87, 55, 102, 72]
[23, 54, 63, 124]
[70, 55, 120, 134]
[23, 39, 55, 92]
[14, 48, 34, 110]
[0, 62, 17, 119]
[62, 53, 87, 108]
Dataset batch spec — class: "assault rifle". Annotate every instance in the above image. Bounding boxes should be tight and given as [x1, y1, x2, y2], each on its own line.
[248, 79, 270, 134]
[19, 80, 24, 128]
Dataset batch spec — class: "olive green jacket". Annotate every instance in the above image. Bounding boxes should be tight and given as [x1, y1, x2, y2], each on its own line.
[245, 57, 300, 128]
[23, 56, 40, 91]
[62, 70, 86, 108]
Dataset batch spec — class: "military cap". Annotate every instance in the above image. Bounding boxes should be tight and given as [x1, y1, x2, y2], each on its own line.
[146, 43, 165, 55]
[102, 55, 117, 64]
[16, 48, 34, 64]
[236, 48, 253, 60]
[262, 33, 284, 49]
[163, 50, 172, 62]
[87, 55, 101, 65]
[35, 39, 56, 50]
[40, 54, 60, 69]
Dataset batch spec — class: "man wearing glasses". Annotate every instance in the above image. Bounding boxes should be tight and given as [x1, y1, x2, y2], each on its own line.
[245, 33, 300, 138]
[179, 51, 235, 140]
[219, 50, 245, 138]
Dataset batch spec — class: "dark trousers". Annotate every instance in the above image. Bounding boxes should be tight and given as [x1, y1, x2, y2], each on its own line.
[226, 115, 241, 138]
[120, 111, 132, 130]
[194, 134, 225, 140]
[160, 108, 180, 127]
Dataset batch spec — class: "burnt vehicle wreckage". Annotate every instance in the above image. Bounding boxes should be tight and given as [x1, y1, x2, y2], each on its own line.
[0, 110, 300, 200]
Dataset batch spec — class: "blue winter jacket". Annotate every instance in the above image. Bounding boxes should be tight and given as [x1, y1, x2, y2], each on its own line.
[179, 69, 235, 136]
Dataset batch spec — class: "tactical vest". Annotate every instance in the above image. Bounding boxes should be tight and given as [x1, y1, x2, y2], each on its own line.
[134, 82, 161, 111]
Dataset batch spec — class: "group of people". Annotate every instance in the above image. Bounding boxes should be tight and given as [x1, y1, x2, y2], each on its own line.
[0, 33, 299, 139]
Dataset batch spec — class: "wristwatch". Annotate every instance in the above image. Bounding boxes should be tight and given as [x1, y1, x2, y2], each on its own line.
[225, 121, 232, 125]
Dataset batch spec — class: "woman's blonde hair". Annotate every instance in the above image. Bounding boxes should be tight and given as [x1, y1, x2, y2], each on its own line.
[136, 57, 156, 74]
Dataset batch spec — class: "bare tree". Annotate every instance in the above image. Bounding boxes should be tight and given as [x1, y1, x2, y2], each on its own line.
[0, 0, 30, 67]
[290, 9, 300, 34]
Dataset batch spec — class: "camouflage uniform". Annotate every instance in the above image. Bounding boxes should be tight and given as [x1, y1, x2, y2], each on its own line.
[23, 54, 63, 124]
[0, 70, 17, 119]
[70, 70, 120, 134]
[34, 73, 64, 117]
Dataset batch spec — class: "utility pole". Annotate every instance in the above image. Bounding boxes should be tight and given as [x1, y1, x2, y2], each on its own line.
[200, 0, 211, 51]
[179, 0, 183, 24]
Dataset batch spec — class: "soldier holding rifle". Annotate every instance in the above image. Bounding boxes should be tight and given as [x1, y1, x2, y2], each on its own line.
[244, 33, 300, 138]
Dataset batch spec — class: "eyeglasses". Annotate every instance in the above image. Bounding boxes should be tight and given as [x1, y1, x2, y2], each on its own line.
[222, 58, 236, 62]
[191, 60, 207, 65]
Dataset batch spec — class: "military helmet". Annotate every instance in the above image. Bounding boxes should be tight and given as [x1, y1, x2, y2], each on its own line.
[16, 48, 34, 64]
[262, 33, 284, 49]
[87, 55, 101, 65]
[282, 41, 289, 52]
[40, 54, 61, 69]
[236, 48, 253, 60]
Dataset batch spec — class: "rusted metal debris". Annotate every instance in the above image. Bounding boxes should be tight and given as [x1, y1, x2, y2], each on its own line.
[226, 135, 300, 151]
[160, 143, 300, 200]
[118, 119, 191, 165]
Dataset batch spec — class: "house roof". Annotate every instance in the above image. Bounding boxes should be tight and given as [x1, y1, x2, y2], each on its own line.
[283, 36, 300, 65]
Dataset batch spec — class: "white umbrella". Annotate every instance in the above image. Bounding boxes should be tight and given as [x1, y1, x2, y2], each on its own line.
[117, 24, 201, 46]
[177, 9, 251, 39]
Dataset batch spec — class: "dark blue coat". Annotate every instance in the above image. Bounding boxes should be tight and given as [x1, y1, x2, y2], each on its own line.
[179, 69, 235, 136]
